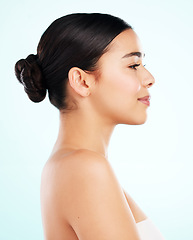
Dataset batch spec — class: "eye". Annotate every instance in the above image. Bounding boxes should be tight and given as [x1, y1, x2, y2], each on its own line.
[129, 63, 140, 70]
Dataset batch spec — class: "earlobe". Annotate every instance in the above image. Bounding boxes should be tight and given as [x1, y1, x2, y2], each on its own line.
[68, 67, 90, 97]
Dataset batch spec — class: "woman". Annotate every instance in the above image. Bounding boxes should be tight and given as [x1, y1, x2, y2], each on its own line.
[15, 13, 165, 240]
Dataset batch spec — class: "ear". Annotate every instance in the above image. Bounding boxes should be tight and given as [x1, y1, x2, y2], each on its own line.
[68, 67, 91, 97]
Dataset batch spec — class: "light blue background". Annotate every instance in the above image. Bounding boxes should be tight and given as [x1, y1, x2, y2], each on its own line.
[1, 0, 193, 239]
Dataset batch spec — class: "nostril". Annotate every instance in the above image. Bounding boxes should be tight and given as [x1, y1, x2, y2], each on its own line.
[147, 82, 153, 88]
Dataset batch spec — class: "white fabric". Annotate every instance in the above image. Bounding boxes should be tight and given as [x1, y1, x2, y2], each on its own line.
[136, 218, 165, 240]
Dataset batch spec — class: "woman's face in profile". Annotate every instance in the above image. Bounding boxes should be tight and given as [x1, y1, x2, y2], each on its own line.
[90, 29, 155, 125]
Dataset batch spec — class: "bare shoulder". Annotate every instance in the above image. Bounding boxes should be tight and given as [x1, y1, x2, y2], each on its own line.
[41, 149, 140, 240]
[41, 149, 112, 199]
[42, 148, 111, 180]
[42, 148, 119, 198]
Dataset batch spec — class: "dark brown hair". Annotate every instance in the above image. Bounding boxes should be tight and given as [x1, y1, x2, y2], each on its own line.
[15, 13, 132, 110]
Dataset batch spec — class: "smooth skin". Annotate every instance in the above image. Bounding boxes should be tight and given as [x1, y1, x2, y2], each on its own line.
[41, 29, 155, 240]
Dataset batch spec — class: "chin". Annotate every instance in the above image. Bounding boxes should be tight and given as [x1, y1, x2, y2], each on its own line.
[135, 116, 148, 125]
[134, 120, 146, 125]
[114, 110, 148, 125]
[130, 120, 146, 125]
[122, 115, 148, 125]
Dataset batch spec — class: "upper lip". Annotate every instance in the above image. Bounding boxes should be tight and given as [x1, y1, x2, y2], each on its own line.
[138, 95, 151, 101]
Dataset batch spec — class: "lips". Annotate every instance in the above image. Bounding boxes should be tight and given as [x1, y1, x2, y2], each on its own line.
[138, 95, 150, 106]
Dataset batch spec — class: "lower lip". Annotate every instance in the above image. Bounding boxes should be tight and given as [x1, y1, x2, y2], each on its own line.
[138, 99, 150, 106]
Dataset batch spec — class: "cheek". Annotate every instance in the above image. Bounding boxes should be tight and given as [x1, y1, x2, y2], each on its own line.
[91, 65, 144, 124]
[120, 77, 141, 96]
[107, 70, 141, 100]
[94, 71, 141, 117]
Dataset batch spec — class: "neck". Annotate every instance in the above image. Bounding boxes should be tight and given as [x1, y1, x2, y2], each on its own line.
[53, 108, 115, 159]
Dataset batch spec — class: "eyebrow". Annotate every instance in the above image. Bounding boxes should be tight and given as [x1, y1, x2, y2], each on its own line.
[122, 52, 145, 59]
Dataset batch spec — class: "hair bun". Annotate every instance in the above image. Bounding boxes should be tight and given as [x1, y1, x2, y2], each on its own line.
[15, 54, 46, 103]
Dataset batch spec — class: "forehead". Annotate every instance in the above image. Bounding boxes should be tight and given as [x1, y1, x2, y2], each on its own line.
[104, 29, 143, 58]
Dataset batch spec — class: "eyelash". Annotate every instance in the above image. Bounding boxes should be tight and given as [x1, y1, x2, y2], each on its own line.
[129, 64, 146, 70]
[129, 64, 140, 70]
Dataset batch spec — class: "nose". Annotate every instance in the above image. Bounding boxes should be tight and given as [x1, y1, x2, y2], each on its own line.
[142, 69, 155, 88]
